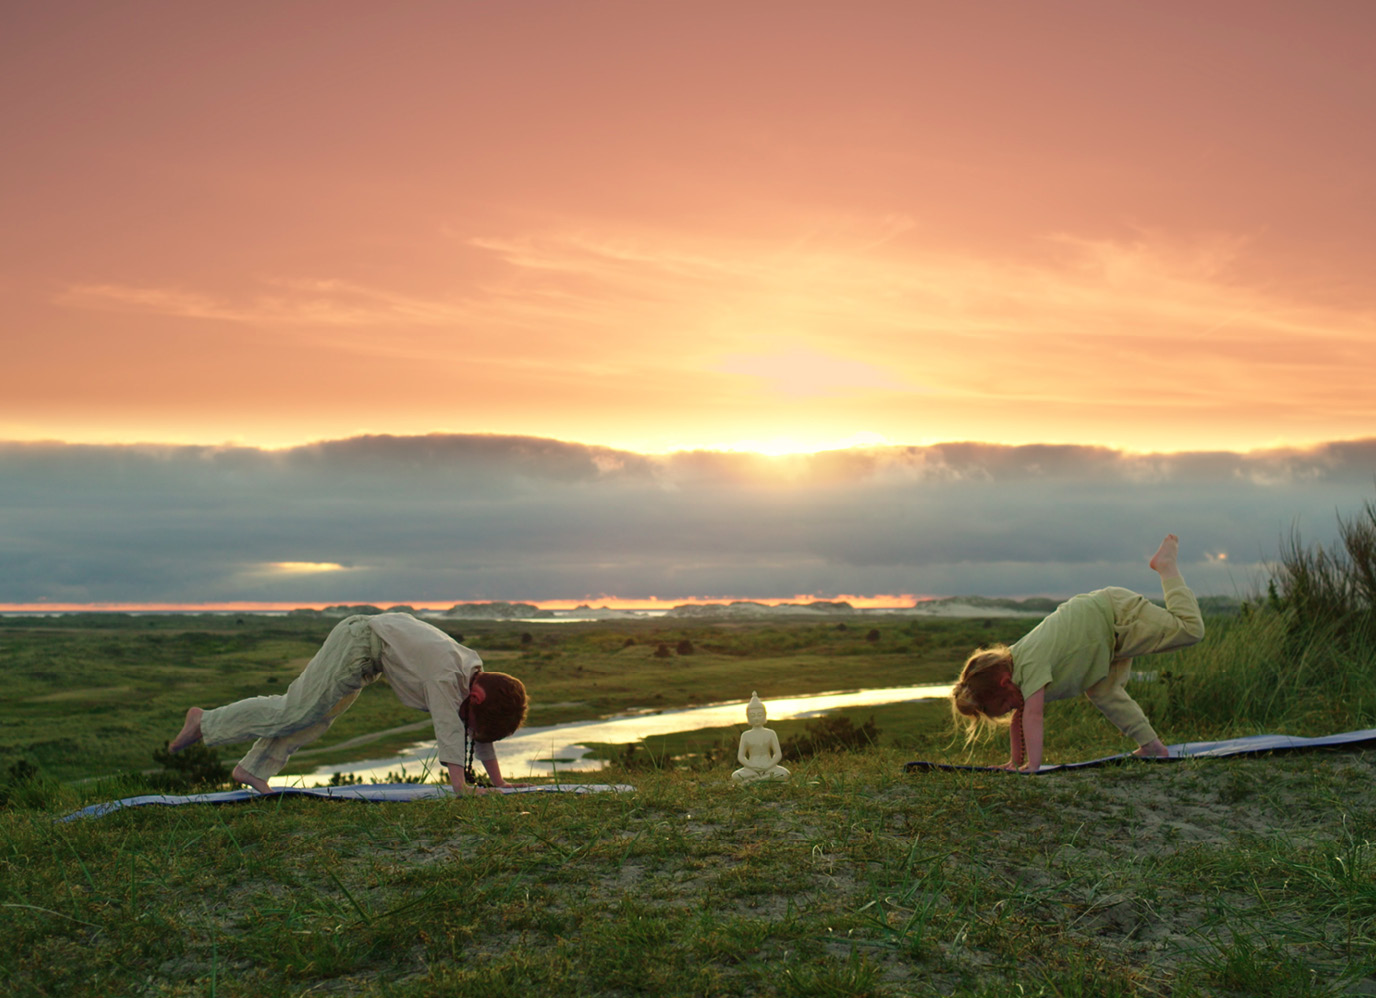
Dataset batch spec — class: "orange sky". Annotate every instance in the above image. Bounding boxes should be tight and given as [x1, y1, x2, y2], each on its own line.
[3, 2, 1375, 456]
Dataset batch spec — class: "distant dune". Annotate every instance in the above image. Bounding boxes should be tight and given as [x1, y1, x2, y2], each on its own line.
[284, 593, 1241, 622]
[665, 597, 1051, 619]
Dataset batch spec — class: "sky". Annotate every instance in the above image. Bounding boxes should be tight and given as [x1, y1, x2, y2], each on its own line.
[3, 2, 1375, 606]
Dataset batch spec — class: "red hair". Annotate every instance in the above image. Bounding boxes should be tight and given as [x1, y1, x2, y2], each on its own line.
[471, 672, 528, 742]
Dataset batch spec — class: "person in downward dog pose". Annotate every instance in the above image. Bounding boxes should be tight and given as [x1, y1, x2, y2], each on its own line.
[950, 534, 1205, 773]
[168, 612, 527, 795]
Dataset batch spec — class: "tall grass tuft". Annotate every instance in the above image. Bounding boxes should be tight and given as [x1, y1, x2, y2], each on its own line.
[1149, 496, 1376, 737]
[1269, 499, 1376, 634]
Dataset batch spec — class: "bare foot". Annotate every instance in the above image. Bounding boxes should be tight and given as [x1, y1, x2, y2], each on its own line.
[1148, 534, 1181, 579]
[232, 765, 273, 794]
[1133, 739, 1170, 759]
[169, 707, 204, 753]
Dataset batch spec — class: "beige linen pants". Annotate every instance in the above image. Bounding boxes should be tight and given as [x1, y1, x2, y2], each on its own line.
[1086, 578, 1205, 745]
[200, 615, 384, 780]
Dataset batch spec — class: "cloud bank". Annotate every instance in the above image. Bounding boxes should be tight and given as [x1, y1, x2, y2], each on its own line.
[2, 434, 1373, 606]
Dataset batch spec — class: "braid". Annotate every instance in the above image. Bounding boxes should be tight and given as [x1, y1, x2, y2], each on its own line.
[461, 726, 491, 787]
[463, 731, 479, 787]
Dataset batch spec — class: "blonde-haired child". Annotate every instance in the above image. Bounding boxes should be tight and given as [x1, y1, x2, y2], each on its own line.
[950, 534, 1204, 772]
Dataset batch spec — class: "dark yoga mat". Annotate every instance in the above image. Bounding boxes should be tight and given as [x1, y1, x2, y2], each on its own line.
[62, 782, 635, 821]
[904, 727, 1376, 775]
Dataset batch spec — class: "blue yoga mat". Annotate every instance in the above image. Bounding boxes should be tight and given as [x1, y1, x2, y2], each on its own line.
[904, 727, 1376, 774]
[62, 782, 635, 821]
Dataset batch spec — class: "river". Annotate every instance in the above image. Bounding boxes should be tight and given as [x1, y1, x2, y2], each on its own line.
[267, 682, 954, 787]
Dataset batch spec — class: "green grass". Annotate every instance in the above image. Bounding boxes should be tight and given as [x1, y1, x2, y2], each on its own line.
[5, 594, 1376, 995]
[3, 747, 1374, 996]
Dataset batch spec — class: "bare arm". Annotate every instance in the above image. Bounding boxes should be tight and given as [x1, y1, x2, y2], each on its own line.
[481, 755, 521, 788]
[444, 757, 518, 794]
[1020, 688, 1046, 773]
[446, 761, 471, 796]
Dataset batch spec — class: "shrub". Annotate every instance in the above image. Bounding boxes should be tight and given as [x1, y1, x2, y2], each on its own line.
[1268, 500, 1376, 635]
[0, 758, 55, 810]
[612, 742, 674, 771]
[148, 743, 230, 792]
[781, 716, 880, 759]
[330, 766, 451, 786]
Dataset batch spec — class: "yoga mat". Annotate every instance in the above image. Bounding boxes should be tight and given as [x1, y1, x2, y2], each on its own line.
[904, 727, 1376, 774]
[62, 782, 635, 821]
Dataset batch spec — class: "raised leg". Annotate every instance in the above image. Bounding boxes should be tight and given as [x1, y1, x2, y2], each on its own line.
[1084, 660, 1158, 746]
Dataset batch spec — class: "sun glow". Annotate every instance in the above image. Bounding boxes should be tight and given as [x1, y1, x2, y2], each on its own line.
[697, 431, 892, 458]
[267, 562, 349, 574]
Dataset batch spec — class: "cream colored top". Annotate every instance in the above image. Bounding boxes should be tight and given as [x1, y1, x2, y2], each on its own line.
[366, 613, 496, 766]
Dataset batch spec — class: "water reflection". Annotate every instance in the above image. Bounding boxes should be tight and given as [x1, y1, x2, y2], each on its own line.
[270, 683, 953, 788]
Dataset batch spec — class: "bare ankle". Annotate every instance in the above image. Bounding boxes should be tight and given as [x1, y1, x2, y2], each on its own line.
[232, 765, 272, 794]
[1149, 534, 1180, 577]
[170, 707, 205, 753]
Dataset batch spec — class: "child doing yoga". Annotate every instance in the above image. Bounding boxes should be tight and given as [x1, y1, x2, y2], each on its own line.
[169, 612, 528, 795]
[950, 534, 1205, 773]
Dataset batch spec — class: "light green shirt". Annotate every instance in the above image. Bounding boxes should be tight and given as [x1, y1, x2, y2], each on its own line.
[1011, 589, 1116, 703]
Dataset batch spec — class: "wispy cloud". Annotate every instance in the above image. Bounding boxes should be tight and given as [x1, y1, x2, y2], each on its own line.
[59, 225, 1376, 371]
[58, 279, 478, 328]
[49, 221, 1376, 451]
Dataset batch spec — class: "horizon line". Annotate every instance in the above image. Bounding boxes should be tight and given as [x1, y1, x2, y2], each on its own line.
[0, 594, 933, 614]
[4, 429, 1374, 460]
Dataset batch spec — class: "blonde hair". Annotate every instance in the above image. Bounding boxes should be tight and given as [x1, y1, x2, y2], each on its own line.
[949, 644, 1016, 744]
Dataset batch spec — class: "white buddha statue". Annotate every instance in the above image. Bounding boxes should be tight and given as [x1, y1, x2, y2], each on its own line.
[732, 691, 790, 784]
